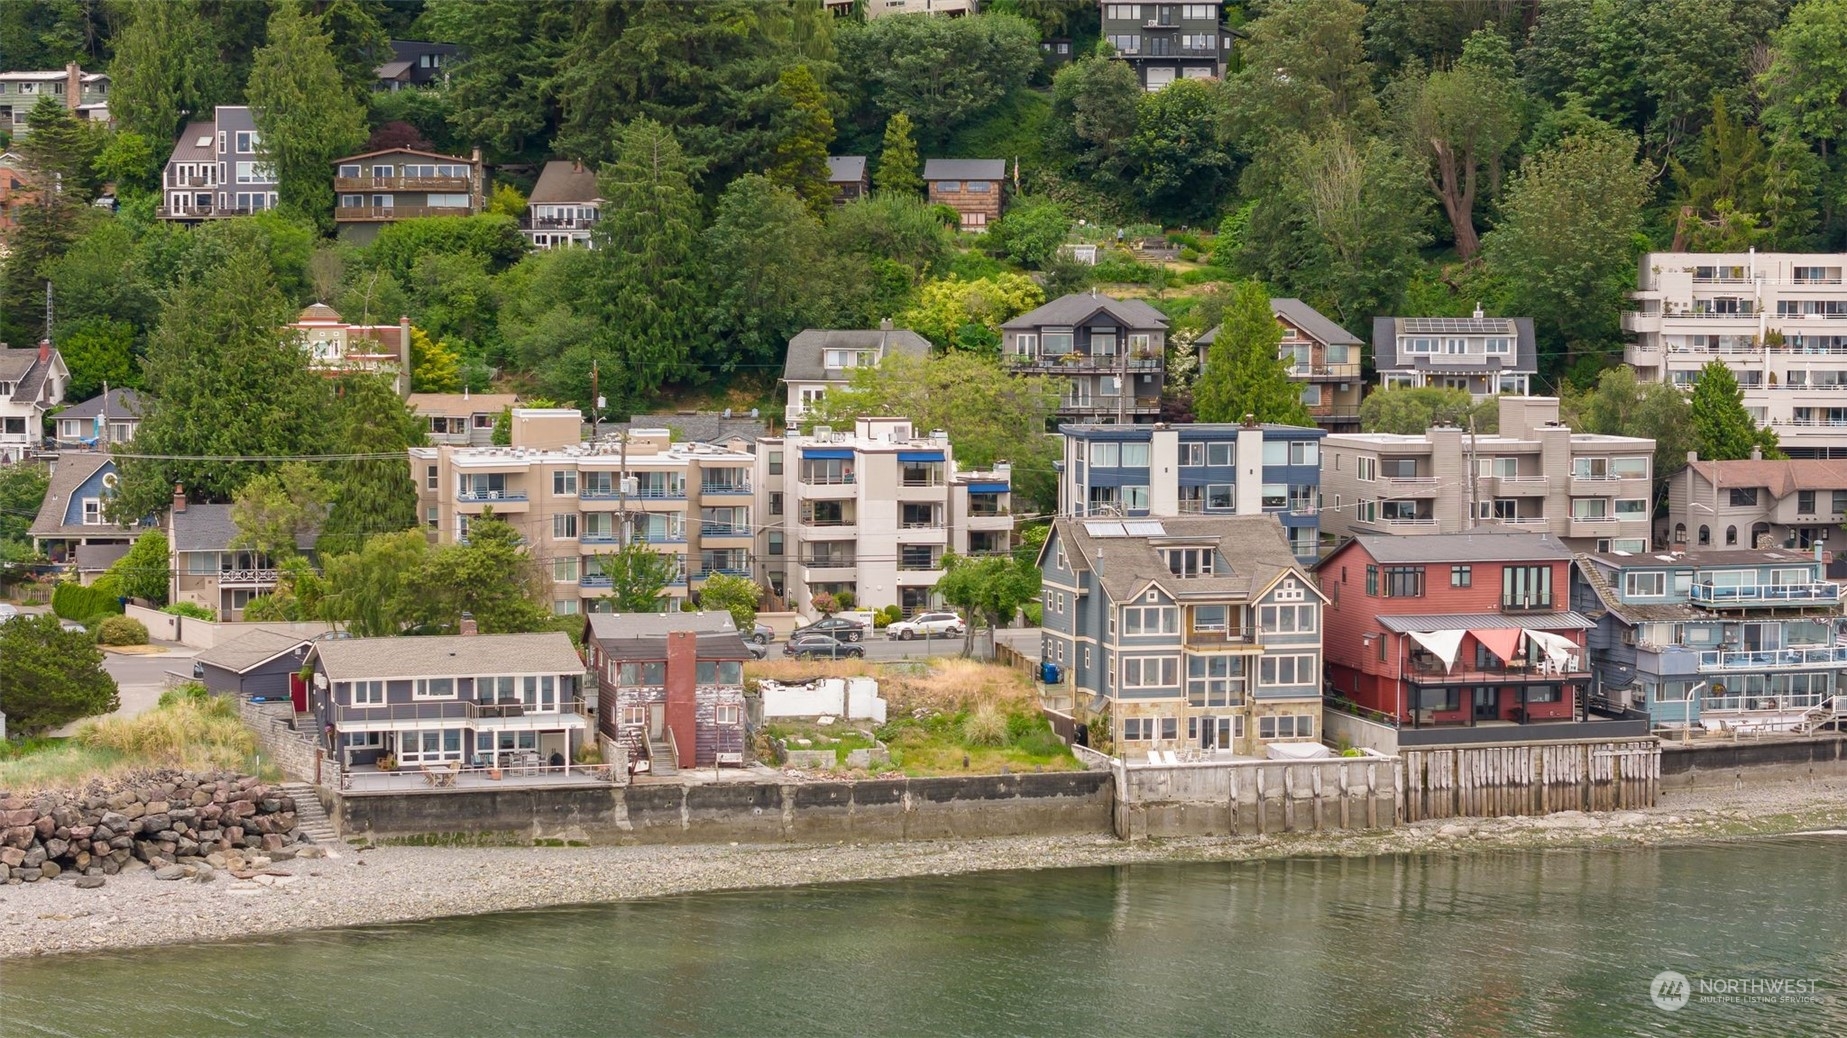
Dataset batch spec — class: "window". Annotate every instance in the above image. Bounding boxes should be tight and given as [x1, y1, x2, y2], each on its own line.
[768, 531, 784, 556]
[414, 677, 455, 699]
[81, 498, 103, 525]
[553, 470, 577, 496]
[1356, 456, 1376, 482]
[1502, 565, 1553, 608]
[1122, 717, 1156, 742]
[1166, 548, 1214, 577]
[1451, 565, 1472, 588]
[1616, 499, 1647, 518]
[1122, 656, 1178, 687]
[1365, 565, 1378, 596]
[1799, 491, 1817, 515]
[1121, 606, 1178, 635]
[1105, 33, 1141, 53]
[1013, 333, 1039, 356]
[1259, 654, 1315, 687]
[768, 491, 783, 517]
[1729, 488, 1759, 507]
[1288, 441, 1318, 466]
[1612, 457, 1648, 477]
[1259, 715, 1315, 739]
[1625, 572, 1666, 597]
[1833, 491, 1847, 516]
[553, 557, 579, 582]
[1484, 337, 1510, 355]
[716, 703, 741, 726]
[1186, 656, 1242, 707]
[1191, 605, 1228, 631]
[552, 513, 578, 539]
[340, 680, 384, 706]
[1261, 484, 1287, 509]
[1382, 566, 1424, 598]
[1122, 486, 1150, 510]
[695, 661, 745, 685]
[1572, 498, 1610, 519]
[618, 661, 667, 686]
[1089, 442, 1120, 466]
[768, 450, 783, 476]
[235, 130, 260, 153]
[235, 161, 271, 184]
[1205, 484, 1234, 510]
[1258, 604, 1316, 633]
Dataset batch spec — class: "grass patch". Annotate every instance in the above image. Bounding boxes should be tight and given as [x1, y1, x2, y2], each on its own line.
[0, 739, 128, 792]
[761, 720, 879, 766]
[375, 831, 528, 847]
[0, 685, 259, 793]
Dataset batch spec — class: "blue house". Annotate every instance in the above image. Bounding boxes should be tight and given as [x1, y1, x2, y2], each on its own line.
[27, 453, 141, 581]
[1057, 422, 1325, 562]
[1038, 514, 1326, 758]
[1574, 546, 1847, 732]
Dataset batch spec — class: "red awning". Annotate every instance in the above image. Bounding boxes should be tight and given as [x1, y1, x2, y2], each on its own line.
[1471, 627, 1525, 664]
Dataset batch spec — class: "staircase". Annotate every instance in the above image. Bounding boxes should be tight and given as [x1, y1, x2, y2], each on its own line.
[281, 782, 340, 843]
[645, 734, 678, 777]
[1794, 696, 1847, 735]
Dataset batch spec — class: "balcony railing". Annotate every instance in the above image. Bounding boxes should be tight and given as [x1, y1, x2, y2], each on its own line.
[458, 490, 528, 503]
[799, 473, 856, 486]
[1405, 660, 1586, 684]
[699, 482, 751, 495]
[699, 524, 750, 537]
[336, 698, 587, 726]
[522, 214, 599, 230]
[1699, 646, 1847, 670]
[219, 568, 280, 586]
[1690, 582, 1843, 606]
[798, 515, 856, 527]
[335, 204, 474, 221]
[157, 204, 259, 220]
[1184, 627, 1257, 646]
[1009, 353, 1163, 372]
[1500, 598, 1556, 612]
[1289, 362, 1362, 380]
[800, 555, 856, 568]
[630, 486, 686, 499]
[580, 575, 613, 588]
[1487, 515, 1551, 526]
[1365, 516, 1437, 528]
[334, 175, 472, 193]
[692, 567, 752, 580]
[897, 559, 943, 572]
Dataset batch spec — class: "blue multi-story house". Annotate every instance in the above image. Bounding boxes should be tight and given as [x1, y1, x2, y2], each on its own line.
[1575, 546, 1847, 732]
[27, 454, 140, 582]
[1037, 514, 1326, 758]
[1057, 422, 1324, 562]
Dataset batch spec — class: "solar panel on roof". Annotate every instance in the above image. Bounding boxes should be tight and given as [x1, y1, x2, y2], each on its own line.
[1401, 317, 1513, 334]
[1123, 521, 1166, 536]
[1083, 521, 1127, 537]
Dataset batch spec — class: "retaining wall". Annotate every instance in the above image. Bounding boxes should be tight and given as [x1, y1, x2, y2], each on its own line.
[1659, 734, 1847, 787]
[335, 770, 1113, 845]
[1399, 739, 1659, 820]
[1111, 757, 1399, 840]
[238, 699, 330, 785]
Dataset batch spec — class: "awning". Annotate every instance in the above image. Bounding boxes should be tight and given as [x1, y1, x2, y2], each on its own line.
[1471, 628, 1525, 665]
[1525, 629, 1579, 672]
[965, 482, 1009, 493]
[897, 451, 945, 462]
[1407, 629, 1465, 671]
[801, 449, 853, 460]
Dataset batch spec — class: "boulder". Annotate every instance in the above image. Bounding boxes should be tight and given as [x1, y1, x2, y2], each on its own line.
[144, 801, 170, 815]
[0, 808, 38, 827]
[75, 875, 104, 889]
[21, 847, 46, 869]
[43, 837, 68, 859]
[1, 826, 35, 849]
[121, 802, 146, 821]
[153, 865, 187, 880]
[40, 861, 60, 880]
[99, 811, 129, 832]
[16, 868, 42, 882]
[0, 847, 24, 867]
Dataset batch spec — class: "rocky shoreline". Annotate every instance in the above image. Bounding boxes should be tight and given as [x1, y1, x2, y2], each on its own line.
[4, 775, 1844, 960]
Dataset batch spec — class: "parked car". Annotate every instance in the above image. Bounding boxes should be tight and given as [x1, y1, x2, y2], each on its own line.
[886, 611, 966, 640]
[0, 603, 16, 623]
[783, 635, 865, 659]
[750, 621, 774, 645]
[746, 641, 769, 660]
[792, 616, 865, 643]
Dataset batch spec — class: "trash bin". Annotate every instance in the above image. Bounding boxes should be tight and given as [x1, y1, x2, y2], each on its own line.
[1040, 661, 1060, 684]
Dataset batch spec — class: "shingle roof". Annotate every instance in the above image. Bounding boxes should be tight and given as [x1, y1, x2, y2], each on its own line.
[584, 612, 752, 661]
[28, 453, 120, 539]
[74, 541, 130, 573]
[783, 328, 932, 382]
[406, 392, 519, 417]
[607, 414, 768, 446]
[56, 388, 143, 422]
[1573, 557, 1703, 625]
[1002, 292, 1168, 332]
[1052, 514, 1309, 605]
[196, 628, 316, 674]
[529, 159, 602, 205]
[1335, 532, 1573, 566]
[332, 146, 474, 165]
[1686, 458, 1847, 498]
[923, 158, 1006, 181]
[827, 156, 867, 183]
[1372, 315, 1538, 374]
[0, 344, 60, 402]
[1376, 611, 1596, 632]
[311, 632, 583, 681]
[1199, 298, 1362, 349]
[171, 503, 317, 553]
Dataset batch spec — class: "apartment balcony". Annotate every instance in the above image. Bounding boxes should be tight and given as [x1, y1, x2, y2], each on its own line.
[1358, 516, 1438, 531]
[456, 490, 530, 513]
[166, 175, 217, 188]
[796, 474, 857, 500]
[1482, 515, 1551, 529]
[798, 558, 857, 580]
[697, 523, 753, 541]
[1567, 515, 1622, 538]
[1690, 582, 1843, 608]
[1377, 475, 1439, 496]
[1488, 476, 1550, 497]
[579, 574, 614, 589]
[580, 533, 620, 546]
[334, 175, 471, 193]
[1055, 399, 1163, 418]
[638, 531, 688, 546]
[1404, 659, 1587, 686]
[1009, 354, 1163, 374]
[629, 486, 687, 501]
[965, 508, 1013, 531]
[335, 204, 475, 222]
[157, 204, 257, 220]
[896, 524, 948, 546]
[521, 213, 599, 231]
[697, 481, 752, 498]
[1699, 645, 1847, 670]
[898, 481, 949, 503]
[218, 568, 280, 588]
[796, 518, 858, 540]
[1184, 627, 1261, 652]
[1289, 362, 1362, 382]
[1569, 474, 1647, 497]
[1499, 597, 1559, 613]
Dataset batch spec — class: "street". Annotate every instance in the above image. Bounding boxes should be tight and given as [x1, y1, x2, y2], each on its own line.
[776, 627, 1042, 662]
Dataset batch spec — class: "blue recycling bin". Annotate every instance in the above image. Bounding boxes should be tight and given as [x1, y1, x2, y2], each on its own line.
[1040, 661, 1060, 684]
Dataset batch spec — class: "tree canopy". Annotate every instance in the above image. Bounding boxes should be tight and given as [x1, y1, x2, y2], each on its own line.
[0, 613, 120, 738]
[1193, 281, 1312, 426]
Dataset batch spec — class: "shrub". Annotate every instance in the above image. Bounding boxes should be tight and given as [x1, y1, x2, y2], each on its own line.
[157, 681, 211, 708]
[1178, 247, 1200, 262]
[1005, 711, 1040, 743]
[961, 702, 1008, 747]
[78, 691, 255, 772]
[96, 615, 149, 646]
[575, 743, 602, 765]
[51, 581, 124, 622]
[835, 590, 856, 610]
[161, 601, 217, 621]
[1015, 726, 1067, 758]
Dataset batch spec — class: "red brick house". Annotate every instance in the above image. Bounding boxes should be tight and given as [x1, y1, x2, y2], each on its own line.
[1317, 533, 1596, 732]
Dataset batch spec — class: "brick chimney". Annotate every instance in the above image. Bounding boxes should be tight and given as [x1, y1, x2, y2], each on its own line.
[38, 339, 50, 364]
[171, 483, 186, 514]
[459, 612, 478, 636]
[65, 64, 81, 112]
[665, 630, 699, 769]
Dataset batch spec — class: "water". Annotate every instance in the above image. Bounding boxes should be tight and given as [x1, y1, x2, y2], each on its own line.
[4, 839, 1843, 1037]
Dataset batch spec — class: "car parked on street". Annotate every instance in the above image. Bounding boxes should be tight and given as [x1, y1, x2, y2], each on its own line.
[750, 622, 774, 645]
[886, 611, 966, 640]
[791, 616, 865, 643]
[783, 635, 866, 659]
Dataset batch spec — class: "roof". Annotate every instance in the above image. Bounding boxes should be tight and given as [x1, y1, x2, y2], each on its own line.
[783, 327, 933, 382]
[1327, 533, 1574, 567]
[827, 156, 867, 183]
[376, 59, 414, 79]
[1587, 546, 1825, 569]
[1372, 315, 1538, 373]
[1199, 298, 1361, 349]
[607, 413, 768, 446]
[407, 392, 519, 416]
[923, 158, 1006, 181]
[74, 541, 130, 573]
[583, 612, 752, 661]
[166, 120, 216, 165]
[1050, 514, 1311, 605]
[1684, 458, 1847, 497]
[332, 147, 474, 165]
[56, 388, 143, 422]
[530, 159, 602, 205]
[171, 503, 318, 553]
[1002, 292, 1168, 332]
[196, 627, 316, 674]
[311, 632, 582, 681]
[28, 453, 116, 539]
[0, 344, 60, 402]
[1376, 611, 1597, 633]
[1572, 557, 1703, 625]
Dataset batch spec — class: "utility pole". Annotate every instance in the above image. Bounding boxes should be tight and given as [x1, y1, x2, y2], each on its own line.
[44, 281, 53, 342]
[617, 426, 631, 550]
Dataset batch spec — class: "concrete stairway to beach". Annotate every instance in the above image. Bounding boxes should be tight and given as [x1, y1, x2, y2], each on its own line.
[281, 782, 340, 843]
[646, 736, 678, 778]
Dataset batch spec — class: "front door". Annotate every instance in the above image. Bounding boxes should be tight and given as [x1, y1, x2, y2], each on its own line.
[648, 703, 666, 739]
[1473, 687, 1499, 721]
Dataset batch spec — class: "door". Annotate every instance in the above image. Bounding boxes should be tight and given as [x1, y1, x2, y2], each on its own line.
[289, 672, 308, 713]
[648, 703, 666, 739]
[1473, 687, 1499, 721]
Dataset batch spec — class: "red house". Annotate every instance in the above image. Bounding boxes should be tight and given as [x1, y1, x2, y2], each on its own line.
[1317, 533, 1595, 732]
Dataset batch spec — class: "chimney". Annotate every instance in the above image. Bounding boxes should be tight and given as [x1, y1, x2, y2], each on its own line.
[1473, 302, 1485, 320]
[171, 484, 186, 514]
[459, 612, 478, 636]
[398, 316, 412, 397]
[38, 339, 50, 364]
[65, 63, 81, 112]
[1751, 445, 1762, 461]
[1687, 450, 1698, 465]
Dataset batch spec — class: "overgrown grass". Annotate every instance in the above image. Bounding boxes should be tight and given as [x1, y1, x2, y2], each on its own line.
[0, 739, 128, 792]
[0, 686, 259, 793]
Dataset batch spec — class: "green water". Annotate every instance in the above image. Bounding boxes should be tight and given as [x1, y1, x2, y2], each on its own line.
[3, 839, 1843, 1037]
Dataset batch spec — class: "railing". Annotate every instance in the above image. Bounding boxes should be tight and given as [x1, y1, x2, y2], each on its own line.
[900, 519, 945, 529]
[219, 568, 279, 585]
[1690, 582, 1843, 606]
[335, 204, 474, 221]
[334, 175, 472, 193]
[522, 214, 599, 230]
[1367, 516, 1437, 527]
[1290, 363, 1362, 380]
[968, 507, 1011, 517]
[699, 482, 751, 495]
[1011, 354, 1163, 372]
[692, 567, 752, 579]
[897, 560, 943, 572]
[901, 478, 945, 488]
[1184, 628, 1257, 646]
[800, 555, 856, 568]
[341, 761, 617, 791]
[798, 516, 856, 527]
[458, 490, 528, 502]
[699, 524, 751, 537]
[157, 205, 260, 219]
[335, 698, 587, 724]
[630, 486, 686, 499]
[581, 533, 619, 545]
[1699, 645, 1847, 670]
[1379, 474, 1438, 487]
[580, 574, 613, 588]
[1699, 691, 1830, 712]
[1405, 660, 1586, 683]
[639, 532, 687, 544]
[799, 473, 856, 485]
[1499, 598, 1555, 611]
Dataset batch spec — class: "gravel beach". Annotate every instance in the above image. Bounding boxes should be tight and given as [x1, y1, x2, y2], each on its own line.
[4, 774, 1844, 960]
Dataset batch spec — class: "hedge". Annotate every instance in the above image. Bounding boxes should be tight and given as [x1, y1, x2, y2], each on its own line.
[51, 581, 125, 622]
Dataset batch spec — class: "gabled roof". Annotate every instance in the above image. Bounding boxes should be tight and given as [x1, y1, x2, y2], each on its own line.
[406, 392, 519, 417]
[923, 158, 1005, 181]
[1372, 315, 1538, 374]
[166, 120, 216, 165]
[74, 541, 130, 573]
[0, 344, 63, 403]
[196, 628, 317, 674]
[1199, 298, 1362, 348]
[783, 328, 932, 382]
[1002, 292, 1168, 332]
[1684, 458, 1847, 498]
[1050, 514, 1311, 605]
[584, 612, 752, 661]
[56, 388, 143, 422]
[171, 503, 317, 553]
[827, 156, 867, 183]
[1320, 532, 1572, 570]
[1573, 557, 1702, 625]
[332, 146, 474, 165]
[311, 632, 582, 681]
[28, 453, 119, 539]
[530, 160, 602, 205]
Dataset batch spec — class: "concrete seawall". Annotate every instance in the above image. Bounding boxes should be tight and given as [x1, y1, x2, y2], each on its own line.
[1660, 734, 1847, 787]
[336, 772, 1114, 845]
[1110, 757, 1399, 840]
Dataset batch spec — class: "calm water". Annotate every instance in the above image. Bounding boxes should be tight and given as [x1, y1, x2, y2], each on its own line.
[4, 839, 1843, 1038]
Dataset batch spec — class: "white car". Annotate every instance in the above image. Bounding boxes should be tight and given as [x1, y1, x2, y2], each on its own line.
[887, 611, 967, 640]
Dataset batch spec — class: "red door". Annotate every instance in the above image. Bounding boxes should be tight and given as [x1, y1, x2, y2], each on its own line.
[290, 673, 308, 713]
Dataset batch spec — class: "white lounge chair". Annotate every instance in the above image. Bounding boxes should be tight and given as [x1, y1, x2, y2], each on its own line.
[1161, 750, 1181, 766]
[1146, 750, 1162, 767]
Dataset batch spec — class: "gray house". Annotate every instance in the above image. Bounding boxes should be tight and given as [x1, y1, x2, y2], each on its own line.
[1002, 291, 1168, 424]
[782, 323, 932, 426]
[159, 106, 278, 221]
[827, 156, 868, 204]
[308, 630, 588, 770]
[193, 628, 316, 700]
[1037, 513, 1326, 757]
[1373, 308, 1538, 399]
[584, 612, 750, 772]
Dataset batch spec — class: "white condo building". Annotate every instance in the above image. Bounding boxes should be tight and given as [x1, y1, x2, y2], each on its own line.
[1624, 250, 1847, 458]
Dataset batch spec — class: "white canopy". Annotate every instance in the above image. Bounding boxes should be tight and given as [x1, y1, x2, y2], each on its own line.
[1525, 629, 1579, 673]
[1407, 629, 1466, 671]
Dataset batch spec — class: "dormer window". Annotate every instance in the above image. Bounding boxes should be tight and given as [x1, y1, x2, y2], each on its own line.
[0, 381, 13, 397]
[1165, 547, 1214, 577]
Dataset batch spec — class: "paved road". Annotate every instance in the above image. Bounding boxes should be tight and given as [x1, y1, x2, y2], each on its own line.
[770, 627, 1043, 662]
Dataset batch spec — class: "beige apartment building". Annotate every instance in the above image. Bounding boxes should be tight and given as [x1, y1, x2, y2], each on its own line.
[411, 409, 756, 615]
[754, 418, 1012, 617]
[1320, 397, 1656, 553]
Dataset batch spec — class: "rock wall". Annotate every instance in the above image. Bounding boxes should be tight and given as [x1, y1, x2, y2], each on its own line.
[0, 770, 309, 884]
[238, 698, 326, 783]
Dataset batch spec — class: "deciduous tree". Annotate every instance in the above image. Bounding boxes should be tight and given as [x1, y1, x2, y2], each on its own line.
[591, 541, 680, 613]
[696, 572, 762, 630]
[320, 530, 434, 637]
[107, 530, 171, 605]
[1391, 29, 1522, 260]
[1360, 386, 1495, 435]
[1193, 281, 1312, 426]
[415, 511, 552, 633]
[1126, 78, 1233, 224]
[231, 462, 332, 561]
[0, 613, 119, 737]
[897, 273, 1043, 350]
[1223, 0, 1379, 148]
[934, 551, 1041, 656]
[838, 13, 1040, 150]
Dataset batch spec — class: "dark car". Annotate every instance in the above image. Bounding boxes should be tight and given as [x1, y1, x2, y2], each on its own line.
[792, 617, 866, 643]
[783, 635, 865, 659]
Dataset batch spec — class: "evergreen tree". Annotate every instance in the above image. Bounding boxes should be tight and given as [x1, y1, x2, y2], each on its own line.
[0, 613, 119, 738]
[317, 374, 426, 558]
[1689, 360, 1781, 461]
[1193, 281, 1313, 426]
[767, 64, 836, 215]
[247, 2, 369, 230]
[415, 511, 552, 633]
[703, 174, 832, 376]
[108, 0, 225, 145]
[18, 96, 104, 201]
[875, 112, 922, 196]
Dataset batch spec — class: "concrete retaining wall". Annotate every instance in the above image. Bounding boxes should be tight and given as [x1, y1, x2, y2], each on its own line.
[238, 699, 329, 785]
[1323, 710, 1400, 755]
[1659, 734, 1847, 787]
[335, 770, 1113, 845]
[126, 603, 334, 650]
[1111, 757, 1399, 840]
